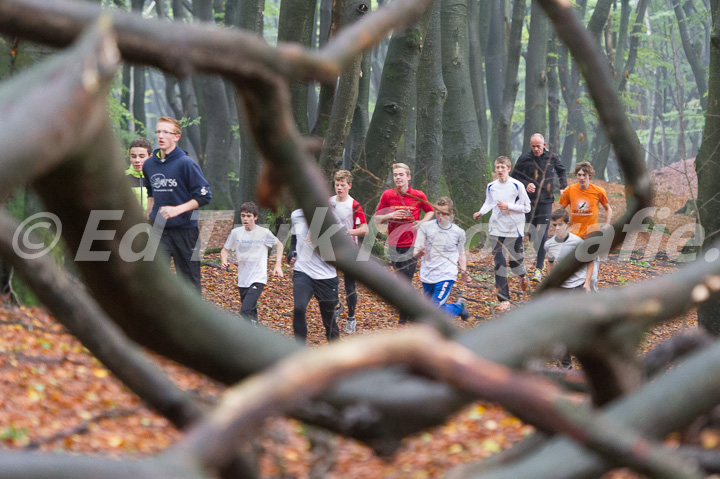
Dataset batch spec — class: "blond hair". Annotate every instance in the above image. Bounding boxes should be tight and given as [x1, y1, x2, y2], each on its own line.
[157, 116, 182, 135]
[392, 163, 411, 175]
[334, 170, 353, 184]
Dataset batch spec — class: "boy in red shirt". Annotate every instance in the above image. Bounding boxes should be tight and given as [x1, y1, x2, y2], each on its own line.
[375, 163, 435, 325]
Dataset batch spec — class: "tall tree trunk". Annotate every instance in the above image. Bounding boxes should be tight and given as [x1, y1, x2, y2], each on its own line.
[318, 0, 369, 176]
[169, 0, 203, 159]
[370, 0, 389, 103]
[121, 63, 132, 131]
[398, 96, 418, 171]
[497, 0, 525, 159]
[344, 51, 371, 170]
[547, 30, 560, 154]
[130, 0, 145, 133]
[468, 0, 488, 149]
[415, 0, 445, 199]
[592, 0, 649, 180]
[194, 0, 233, 209]
[696, 0, 720, 334]
[278, 0, 317, 134]
[523, 1, 549, 149]
[311, 0, 345, 138]
[235, 0, 265, 210]
[485, 0, 507, 159]
[558, 0, 587, 168]
[354, 10, 432, 207]
[441, 0, 487, 221]
[672, 0, 708, 108]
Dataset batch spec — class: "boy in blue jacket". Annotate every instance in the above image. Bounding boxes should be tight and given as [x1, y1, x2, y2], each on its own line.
[143, 116, 212, 292]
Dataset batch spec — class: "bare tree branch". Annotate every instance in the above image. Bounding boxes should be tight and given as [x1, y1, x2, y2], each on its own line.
[174, 326, 703, 479]
[0, 13, 118, 196]
[0, 0, 434, 84]
[0, 451, 204, 479]
[0, 209, 205, 429]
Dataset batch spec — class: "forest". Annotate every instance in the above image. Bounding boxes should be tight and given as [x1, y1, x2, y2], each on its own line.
[2, 0, 720, 478]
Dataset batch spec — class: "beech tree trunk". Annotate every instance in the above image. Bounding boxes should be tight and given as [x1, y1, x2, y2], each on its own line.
[441, 0, 487, 221]
[235, 0, 265, 209]
[523, 1, 549, 149]
[354, 9, 432, 207]
[194, 0, 233, 208]
[497, 0, 525, 158]
[278, 0, 317, 134]
[696, 1, 720, 334]
[415, 0, 445, 198]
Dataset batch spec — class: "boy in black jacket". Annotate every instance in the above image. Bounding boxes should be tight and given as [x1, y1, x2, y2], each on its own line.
[144, 116, 212, 292]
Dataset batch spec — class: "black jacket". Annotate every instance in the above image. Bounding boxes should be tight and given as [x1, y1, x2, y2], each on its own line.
[511, 150, 567, 205]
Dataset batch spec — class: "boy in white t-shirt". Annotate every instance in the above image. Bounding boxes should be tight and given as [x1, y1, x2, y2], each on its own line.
[414, 197, 471, 320]
[545, 208, 595, 368]
[544, 209, 594, 292]
[473, 156, 531, 311]
[290, 209, 340, 343]
[221, 202, 284, 325]
[329, 170, 368, 334]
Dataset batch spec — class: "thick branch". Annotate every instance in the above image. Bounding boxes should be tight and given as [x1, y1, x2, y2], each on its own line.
[0, 452, 203, 479]
[176, 326, 702, 479]
[0, 13, 118, 196]
[0, 0, 434, 84]
[0, 210, 205, 429]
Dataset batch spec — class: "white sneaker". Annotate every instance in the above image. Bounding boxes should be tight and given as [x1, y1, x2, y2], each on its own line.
[344, 317, 356, 334]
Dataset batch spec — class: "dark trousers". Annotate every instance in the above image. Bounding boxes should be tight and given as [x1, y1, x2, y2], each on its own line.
[238, 283, 265, 322]
[526, 201, 552, 270]
[293, 271, 339, 343]
[388, 245, 418, 325]
[343, 273, 357, 318]
[491, 236, 525, 301]
[160, 227, 201, 292]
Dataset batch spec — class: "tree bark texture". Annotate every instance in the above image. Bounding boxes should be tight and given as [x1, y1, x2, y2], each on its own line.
[497, 0, 525, 158]
[468, 0, 488, 149]
[415, 0, 445, 199]
[524, 1, 549, 150]
[354, 9, 432, 207]
[441, 0, 487, 222]
[235, 0, 265, 208]
[278, 0, 317, 134]
[344, 50, 371, 170]
[318, 0, 369, 176]
[485, 0, 507, 159]
[697, 1, 720, 334]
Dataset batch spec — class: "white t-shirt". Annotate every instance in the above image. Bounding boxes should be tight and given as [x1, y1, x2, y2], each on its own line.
[544, 233, 597, 289]
[291, 209, 337, 280]
[478, 177, 531, 237]
[224, 226, 279, 287]
[329, 195, 366, 245]
[414, 220, 466, 284]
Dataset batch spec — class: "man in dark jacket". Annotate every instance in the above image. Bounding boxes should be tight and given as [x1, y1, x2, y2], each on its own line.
[144, 116, 212, 292]
[511, 133, 567, 281]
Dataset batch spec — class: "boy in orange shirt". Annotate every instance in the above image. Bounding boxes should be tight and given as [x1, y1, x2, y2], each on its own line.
[558, 161, 612, 238]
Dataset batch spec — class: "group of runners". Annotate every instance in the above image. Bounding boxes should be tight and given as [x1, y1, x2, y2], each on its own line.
[127, 121, 612, 346]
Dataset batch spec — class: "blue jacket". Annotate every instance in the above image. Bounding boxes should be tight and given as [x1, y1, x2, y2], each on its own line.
[143, 147, 212, 229]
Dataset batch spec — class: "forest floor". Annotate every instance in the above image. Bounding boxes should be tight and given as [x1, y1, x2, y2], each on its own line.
[0, 159, 706, 479]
